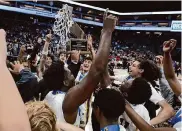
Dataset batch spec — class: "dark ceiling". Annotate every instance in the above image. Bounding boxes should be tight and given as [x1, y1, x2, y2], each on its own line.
[78, 1, 181, 12]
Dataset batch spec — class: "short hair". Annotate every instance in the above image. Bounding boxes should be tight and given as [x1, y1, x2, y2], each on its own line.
[47, 54, 54, 61]
[84, 56, 92, 61]
[25, 101, 58, 131]
[126, 78, 152, 104]
[93, 88, 125, 121]
[43, 61, 65, 91]
[137, 59, 162, 82]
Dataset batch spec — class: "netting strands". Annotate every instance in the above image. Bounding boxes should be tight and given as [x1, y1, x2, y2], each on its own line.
[53, 4, 74, 47]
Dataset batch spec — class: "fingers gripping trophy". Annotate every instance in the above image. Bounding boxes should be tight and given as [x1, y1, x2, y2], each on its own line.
[53, 4, 86, 54]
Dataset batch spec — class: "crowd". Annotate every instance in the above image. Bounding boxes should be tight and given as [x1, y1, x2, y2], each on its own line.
[0, 12, 181, 131]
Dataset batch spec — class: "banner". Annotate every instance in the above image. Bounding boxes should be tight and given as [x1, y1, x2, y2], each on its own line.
[171, 21, 182, 32]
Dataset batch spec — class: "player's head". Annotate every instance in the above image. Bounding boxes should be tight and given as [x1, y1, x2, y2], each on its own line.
[43, 61, 74, 91]
[45, 54, 54, 67]
[154, 55, 163, 64]
[92, 88, 125, 124]
[83, 56, 92, 72]
[25, 101, 58, 131]
[120, 78, 152, 104]
[129, 59, 161, 81]
[59, 52, 66, 62]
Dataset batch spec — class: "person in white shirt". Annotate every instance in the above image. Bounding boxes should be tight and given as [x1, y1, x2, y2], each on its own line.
[124, 39, 181, 131]
[127, 58, 174, 125]
[44, 13, 117, 130]
[119, 78, 152, 131]
[110, 58, 174, 125]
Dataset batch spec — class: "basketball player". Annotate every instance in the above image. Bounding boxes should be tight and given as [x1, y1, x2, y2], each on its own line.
[62, 13, 118, 127]
[129, 57, 174, 126]
[110, 57, 174, 125]
[119, 78, 152, 131]
[124, 39, 181, 131]
[0, 29, 31, 131]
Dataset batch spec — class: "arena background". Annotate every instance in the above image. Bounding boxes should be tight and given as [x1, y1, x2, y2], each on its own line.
[0, 1, 181, 62]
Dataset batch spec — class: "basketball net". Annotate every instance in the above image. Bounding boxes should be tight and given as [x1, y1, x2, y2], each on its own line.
[53, 4, 74, 47]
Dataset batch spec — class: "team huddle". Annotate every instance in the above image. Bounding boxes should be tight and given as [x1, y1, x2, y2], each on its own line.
[0, 11, 181, 131]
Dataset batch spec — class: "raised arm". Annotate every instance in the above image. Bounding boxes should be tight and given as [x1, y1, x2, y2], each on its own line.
[63, 14, 117, 123]
[87, 34, 96, 60]
[38, 34, 52, 78]
[163, 39, 181, 96]
[0, 29, 31, 131]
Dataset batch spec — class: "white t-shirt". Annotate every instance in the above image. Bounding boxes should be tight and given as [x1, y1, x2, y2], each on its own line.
[149, 86, 164, 104]
[85, 94, 95, 131]
[119, 104, 150, 131]
[112, 76, 164, 105]
[44, 91, 81, 127]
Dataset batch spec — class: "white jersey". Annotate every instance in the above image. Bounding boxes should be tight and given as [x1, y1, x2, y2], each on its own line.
[44, 91, 81, 127]
[149, 85, 164, 104]
[119, 104, 150, 131]
[171, 94, 182, 131]
[85, 94, 95, 131]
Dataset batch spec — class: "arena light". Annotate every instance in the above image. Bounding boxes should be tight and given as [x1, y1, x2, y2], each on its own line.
[58, 0, 182, 15]
[125, 23, 135, 25]
[158, 23, 168, 26]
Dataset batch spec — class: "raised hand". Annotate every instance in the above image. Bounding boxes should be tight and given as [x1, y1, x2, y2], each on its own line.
[9, 61, 25, 75]
[155, 55, 163, 67]
[103, 9, 117, 33]
[87, 34, 93, 50]
[0, 29, 7, 63]
[163, 39, 177, 53]
[71, 50, 80, 62]
[45, 33, 52, 43]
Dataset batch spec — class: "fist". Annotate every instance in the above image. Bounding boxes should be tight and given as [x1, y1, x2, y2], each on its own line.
[45, 34, 52, 43]
[87, 34, 93, 50]
[163, 39, 177, 53]
[103, 14, 117, 33]
[71, 50, 80, 62]
[155, 55, 163, 67]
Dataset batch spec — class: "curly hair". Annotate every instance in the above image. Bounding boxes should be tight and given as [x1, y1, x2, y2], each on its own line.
[126, 77, 152, 104]
[137, 59, 162, 86]
[43, 61, 65, 91]
[25, 101, 58, 131]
